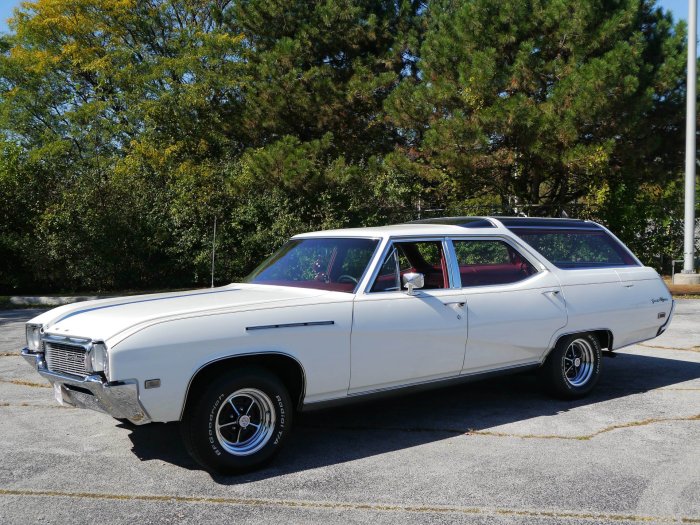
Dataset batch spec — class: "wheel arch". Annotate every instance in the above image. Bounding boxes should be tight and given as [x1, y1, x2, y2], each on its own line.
[545, 328, 613, 361]
[180, 352, 306, 420]
[590, 329, 613, 351]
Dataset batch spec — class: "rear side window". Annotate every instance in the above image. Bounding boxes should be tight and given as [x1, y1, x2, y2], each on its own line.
[509, 229, 638, 269]
[452, 240, 536, 287]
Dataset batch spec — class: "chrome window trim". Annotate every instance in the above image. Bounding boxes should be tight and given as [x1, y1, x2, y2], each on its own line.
[363, 236, 457, 295]
[447, 235, 546, 290]
[444, 238, 461, 289]
[506, 224, 642, 269]
[448, 235, 546, 269]
[595, 223, 643, 267]
[366, 242, 402, 294]
[391, 246, 401, 290]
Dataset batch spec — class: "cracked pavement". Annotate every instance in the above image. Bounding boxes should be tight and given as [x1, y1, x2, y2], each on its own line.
[1, 302, 699, 524]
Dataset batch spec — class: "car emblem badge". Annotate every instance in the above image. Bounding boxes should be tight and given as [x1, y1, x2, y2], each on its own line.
[574, 358, 581, 367]
[239, 415, 251, 428]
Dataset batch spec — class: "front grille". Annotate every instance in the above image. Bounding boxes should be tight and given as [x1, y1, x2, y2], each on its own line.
[45, 341, 88, 377]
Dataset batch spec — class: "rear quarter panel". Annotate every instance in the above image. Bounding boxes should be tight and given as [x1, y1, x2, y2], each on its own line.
[553, 267, 672, 350]
[613, 267, 673, 348]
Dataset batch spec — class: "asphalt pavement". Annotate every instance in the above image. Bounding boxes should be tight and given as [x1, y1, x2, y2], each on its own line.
[0, 303, 699, 524]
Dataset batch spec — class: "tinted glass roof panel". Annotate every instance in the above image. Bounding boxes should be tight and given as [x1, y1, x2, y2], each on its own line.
[494, 217, 601, 230]
[408, 217, 495, 228]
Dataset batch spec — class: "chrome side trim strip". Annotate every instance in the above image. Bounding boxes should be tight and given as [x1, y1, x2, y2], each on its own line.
[301, 362, 541, 412]
[245, 320, 335, 331]
[351, 360, 541, 398]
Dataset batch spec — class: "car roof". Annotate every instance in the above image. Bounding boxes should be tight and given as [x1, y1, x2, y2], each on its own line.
[293, 216, 602, 239]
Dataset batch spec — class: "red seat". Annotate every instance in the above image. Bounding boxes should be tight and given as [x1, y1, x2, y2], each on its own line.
[459, 263, 530, 287]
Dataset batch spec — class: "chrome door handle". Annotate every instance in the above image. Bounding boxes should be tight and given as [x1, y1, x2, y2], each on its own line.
[443, 301, 466, 307]
[542, 290, 560, 295]
[623, 284, 634, 288]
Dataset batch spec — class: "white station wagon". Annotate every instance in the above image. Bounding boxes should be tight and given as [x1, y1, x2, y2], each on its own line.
[22, 217, 674, 473]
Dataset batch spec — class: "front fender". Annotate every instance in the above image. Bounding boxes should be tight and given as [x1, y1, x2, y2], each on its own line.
[108, 301, 353, 422]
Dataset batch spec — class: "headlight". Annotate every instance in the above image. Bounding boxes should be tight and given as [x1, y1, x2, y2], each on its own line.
[89, 342, 109, 375]
[25, 324, 42, 351]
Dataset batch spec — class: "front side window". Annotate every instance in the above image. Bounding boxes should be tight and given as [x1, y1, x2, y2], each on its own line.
[371, 240, 448, 292]
[245, 238, 379, 292]
[453, 239, 536, 287]
[508, 228, 638, 269]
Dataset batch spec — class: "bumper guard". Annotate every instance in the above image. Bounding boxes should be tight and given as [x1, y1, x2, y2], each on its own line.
[21, 348, 151, 425]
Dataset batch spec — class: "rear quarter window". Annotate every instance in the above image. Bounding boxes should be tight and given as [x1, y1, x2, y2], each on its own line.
[509, 228, 638, 269]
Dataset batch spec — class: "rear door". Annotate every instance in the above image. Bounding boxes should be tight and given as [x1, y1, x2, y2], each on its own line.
[451, 237, 568, 372]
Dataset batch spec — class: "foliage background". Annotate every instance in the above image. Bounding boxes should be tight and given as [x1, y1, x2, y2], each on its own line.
[0, 0, 697, 293]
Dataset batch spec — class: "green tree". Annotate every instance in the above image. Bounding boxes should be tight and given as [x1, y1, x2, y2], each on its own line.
[0, 0, 424, 291]
[385, 0, 687, 215]
[0, 1, 251, 291]
[0, 0, 691, 291]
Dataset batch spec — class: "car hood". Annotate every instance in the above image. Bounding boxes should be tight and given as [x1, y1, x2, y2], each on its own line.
[30, 284, 334, 343]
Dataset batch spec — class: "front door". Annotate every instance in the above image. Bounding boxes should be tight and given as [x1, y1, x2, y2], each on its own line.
[350, 239, 468, 393]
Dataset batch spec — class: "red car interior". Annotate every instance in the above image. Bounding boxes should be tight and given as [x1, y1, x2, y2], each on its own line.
[458, 262, 534, 287]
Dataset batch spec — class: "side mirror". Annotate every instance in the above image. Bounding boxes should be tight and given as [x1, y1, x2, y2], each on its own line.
[402, 272, 425, 295]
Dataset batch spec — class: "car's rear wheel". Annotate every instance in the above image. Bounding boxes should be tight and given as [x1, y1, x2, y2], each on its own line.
[181, 367, 292, 474]
[540, 333, 601, 399]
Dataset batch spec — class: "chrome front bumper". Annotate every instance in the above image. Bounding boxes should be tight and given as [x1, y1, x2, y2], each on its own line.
[21, 348, 151, 425]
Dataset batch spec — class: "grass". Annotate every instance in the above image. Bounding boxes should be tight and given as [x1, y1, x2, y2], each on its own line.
[0, 287, 193, 309]
[1, 276, 698, 310]
[663, 276, 700, 297]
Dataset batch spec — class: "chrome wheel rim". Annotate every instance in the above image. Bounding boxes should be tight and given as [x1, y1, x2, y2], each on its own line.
[562, 338, 595, 387]
[215, 388, 276, 456]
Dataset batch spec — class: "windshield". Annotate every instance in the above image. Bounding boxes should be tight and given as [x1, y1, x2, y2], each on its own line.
[244, 238, 379, 293]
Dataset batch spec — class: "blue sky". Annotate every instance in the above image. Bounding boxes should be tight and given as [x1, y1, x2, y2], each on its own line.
[661, 0, 692, 21]
[0, 0, 695, 34]
[0, 2, 17, 33]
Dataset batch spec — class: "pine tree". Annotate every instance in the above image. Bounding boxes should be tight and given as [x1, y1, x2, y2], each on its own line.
[385, 0, 687, 215]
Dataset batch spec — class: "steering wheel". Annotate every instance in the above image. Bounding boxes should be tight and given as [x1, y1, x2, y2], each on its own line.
[337, 274, 358, 284]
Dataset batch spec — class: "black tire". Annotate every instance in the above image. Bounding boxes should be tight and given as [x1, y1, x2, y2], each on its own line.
[540, 333, 602, 399]
[181, 367, 293, 474]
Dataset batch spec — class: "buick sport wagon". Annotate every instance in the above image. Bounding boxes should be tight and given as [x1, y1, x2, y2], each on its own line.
[22, 217, 674, 473]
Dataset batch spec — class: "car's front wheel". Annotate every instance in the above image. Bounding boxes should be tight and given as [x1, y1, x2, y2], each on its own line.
[181, 368, 293, 474]
[540, 333, 602, 399]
